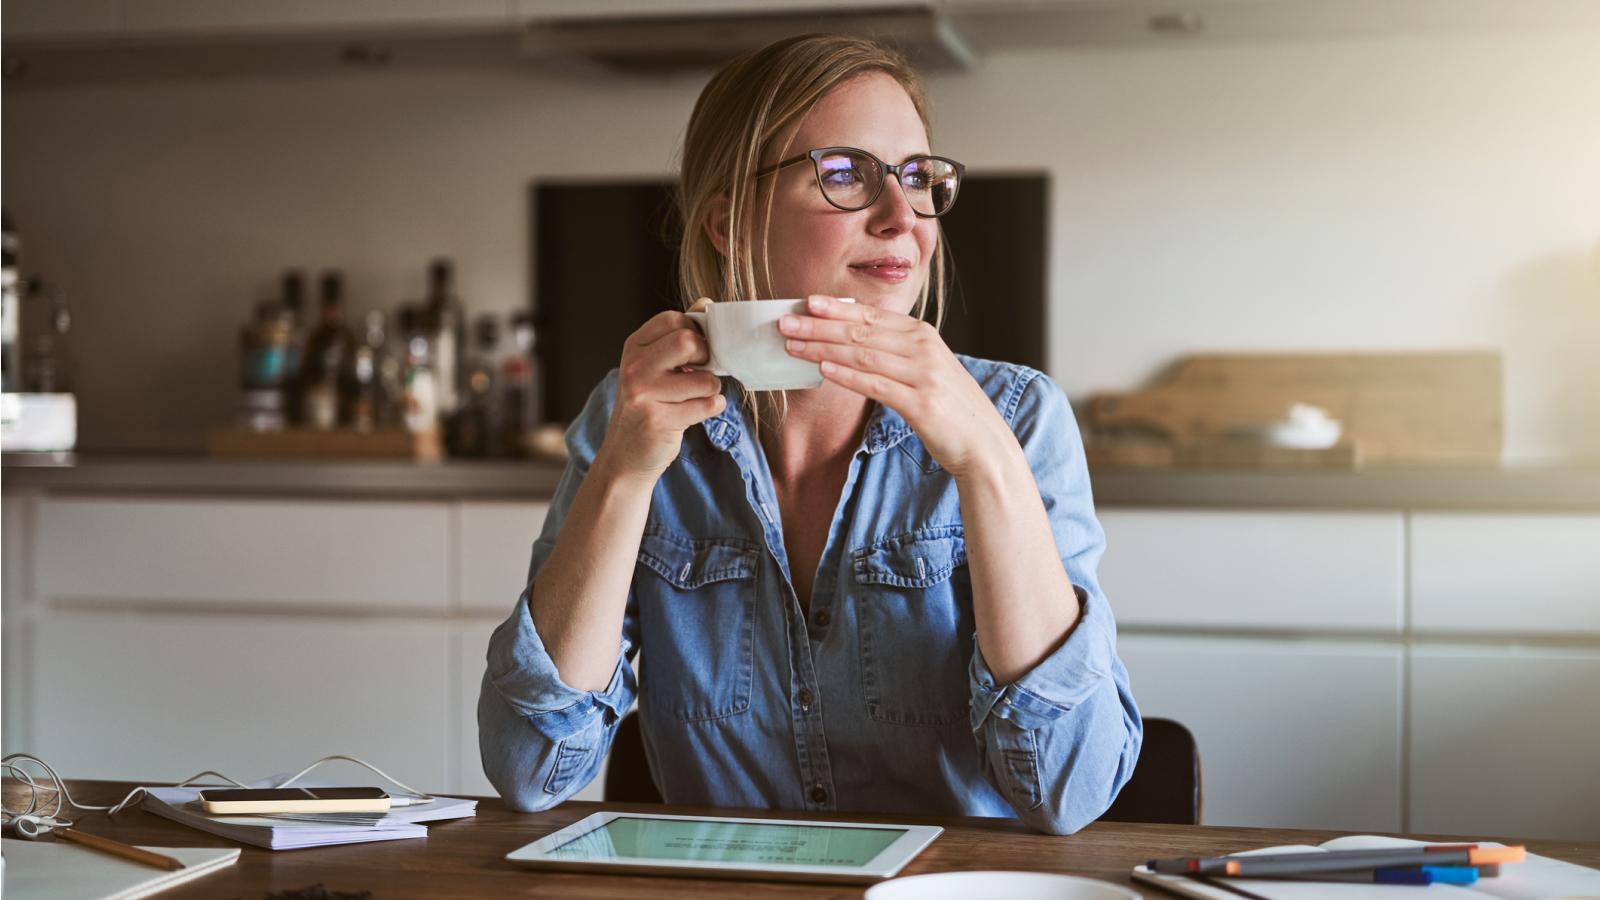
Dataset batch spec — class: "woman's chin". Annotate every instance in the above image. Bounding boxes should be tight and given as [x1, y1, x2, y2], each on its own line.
[832, 281, 920, 315]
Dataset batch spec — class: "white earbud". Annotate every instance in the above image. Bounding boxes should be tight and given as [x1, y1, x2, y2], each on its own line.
[10, 814, 55, 839]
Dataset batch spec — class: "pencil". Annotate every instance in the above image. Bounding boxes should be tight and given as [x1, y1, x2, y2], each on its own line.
[57, 827, 186, 871]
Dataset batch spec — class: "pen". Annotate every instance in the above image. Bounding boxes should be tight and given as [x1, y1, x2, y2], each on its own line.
[1246, 867, 1434, 886]
[57, 827, 186, 871]
[1150, 844, 1524, 876]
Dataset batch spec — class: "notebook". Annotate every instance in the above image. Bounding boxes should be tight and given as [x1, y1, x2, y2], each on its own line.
[141, 781, 477, 850]
[1132, 836, 1600, 900]
[1, 837, 240, 900]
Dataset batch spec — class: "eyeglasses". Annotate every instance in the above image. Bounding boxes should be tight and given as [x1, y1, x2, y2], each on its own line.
[754, 147, 965, 218]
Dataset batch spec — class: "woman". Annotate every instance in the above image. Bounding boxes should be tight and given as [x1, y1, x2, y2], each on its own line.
[480, 33, 1141, 835]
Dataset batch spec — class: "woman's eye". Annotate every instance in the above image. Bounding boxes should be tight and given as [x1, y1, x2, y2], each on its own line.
[822, 168, 865, 187]
[903, 172, 931, 190]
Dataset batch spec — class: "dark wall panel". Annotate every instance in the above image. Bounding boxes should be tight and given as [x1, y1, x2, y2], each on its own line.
[532, 174, 1047, 423]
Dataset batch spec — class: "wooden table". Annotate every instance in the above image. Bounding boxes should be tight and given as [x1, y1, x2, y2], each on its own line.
[11, 782, 1600, 898]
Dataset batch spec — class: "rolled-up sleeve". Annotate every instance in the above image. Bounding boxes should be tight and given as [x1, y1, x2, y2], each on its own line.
[477, 371, 641, 811]
[967, 370, 1143, 834]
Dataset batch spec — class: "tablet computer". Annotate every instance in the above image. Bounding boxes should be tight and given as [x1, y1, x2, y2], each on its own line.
[506, 811, 942, 884]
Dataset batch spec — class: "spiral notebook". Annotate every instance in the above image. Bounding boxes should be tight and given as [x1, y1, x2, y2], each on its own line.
[1, 837, 240, 900]
[1132, 836, 1600, 900]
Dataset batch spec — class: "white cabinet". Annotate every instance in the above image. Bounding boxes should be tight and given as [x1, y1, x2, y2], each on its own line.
[9, 490, 1595, 835]
[1410, 513, 1600, 635]
[2, 493, 35, 756]
[35, 497, 450, 612]
[457, 620, 499, 798]
[1409, 646, 1600, 841]
[1099, 509, 1404, 631]
[34, 610, 455, 789]
[1119, 635, 1403, 831]
[458, 501, 549, 615]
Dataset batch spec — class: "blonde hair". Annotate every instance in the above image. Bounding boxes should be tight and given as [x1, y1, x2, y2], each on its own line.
[675, 34, 948, 427]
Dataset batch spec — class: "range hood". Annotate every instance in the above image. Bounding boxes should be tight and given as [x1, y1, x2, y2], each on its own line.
[519, 4, 977, 74]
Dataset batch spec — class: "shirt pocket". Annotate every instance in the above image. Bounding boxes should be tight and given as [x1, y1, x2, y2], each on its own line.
[852, 525, 974, 728]
[636, 528, 760, 723]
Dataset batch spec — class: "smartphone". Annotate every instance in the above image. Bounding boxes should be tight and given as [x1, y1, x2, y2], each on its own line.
[196, 787, 391, 814]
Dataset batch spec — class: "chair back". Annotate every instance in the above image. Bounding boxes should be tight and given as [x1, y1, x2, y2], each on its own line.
[604, 711, 1202, 825]
[604, 712, 664, 804]
[1098, 717, 1202, 825]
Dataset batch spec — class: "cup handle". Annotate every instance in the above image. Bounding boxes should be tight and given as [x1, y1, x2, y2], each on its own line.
[683, 311, 729, 376]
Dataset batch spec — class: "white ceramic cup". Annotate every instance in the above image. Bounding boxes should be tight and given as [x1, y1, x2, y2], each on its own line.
[865, 871, 1143, 900]
[685, 298, 853, 391]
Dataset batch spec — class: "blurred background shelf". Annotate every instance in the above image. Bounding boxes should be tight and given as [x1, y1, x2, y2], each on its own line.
[208, 427, 443, 461]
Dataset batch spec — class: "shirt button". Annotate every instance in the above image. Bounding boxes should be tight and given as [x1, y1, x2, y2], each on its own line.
[809, 785, 828, 804]
[798, 688, 814, 709]
[814, 609, 831, 627]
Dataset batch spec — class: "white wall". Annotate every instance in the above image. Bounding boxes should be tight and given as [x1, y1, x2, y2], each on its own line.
[4, 28, 1597, 458]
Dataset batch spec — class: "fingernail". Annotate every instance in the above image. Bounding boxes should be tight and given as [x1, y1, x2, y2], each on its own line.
[809, 296, 826, 311]
[779, 315, 797, 332]
[786, 339, 805, 352]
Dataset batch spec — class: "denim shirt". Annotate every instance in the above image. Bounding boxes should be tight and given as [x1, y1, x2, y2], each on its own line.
[479, 355, 1143, 834]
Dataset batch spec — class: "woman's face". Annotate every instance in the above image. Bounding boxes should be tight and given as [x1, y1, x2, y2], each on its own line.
[752, 72, 938, 317]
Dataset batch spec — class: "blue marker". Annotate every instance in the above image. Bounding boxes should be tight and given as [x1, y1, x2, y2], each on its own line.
[1259, 867, 1433, 885]
[1421, 866, 1480, 885]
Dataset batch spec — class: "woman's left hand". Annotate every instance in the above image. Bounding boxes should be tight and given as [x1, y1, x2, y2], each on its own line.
[779, 294, 1013, 478]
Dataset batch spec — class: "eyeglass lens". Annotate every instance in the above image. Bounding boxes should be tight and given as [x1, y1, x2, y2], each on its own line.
[815, 149, 959, 216]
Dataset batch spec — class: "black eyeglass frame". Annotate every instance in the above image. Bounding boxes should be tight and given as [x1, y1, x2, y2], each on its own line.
[754, 146, 966, 219]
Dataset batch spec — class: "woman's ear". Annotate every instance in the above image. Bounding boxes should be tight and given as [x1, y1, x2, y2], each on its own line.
[702, 193, 732, 257]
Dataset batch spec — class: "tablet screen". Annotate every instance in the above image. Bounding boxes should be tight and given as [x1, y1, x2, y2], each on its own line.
[546, 816, 907, 867]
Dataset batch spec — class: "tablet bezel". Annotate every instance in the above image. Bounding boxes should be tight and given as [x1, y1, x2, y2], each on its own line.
[505, 811, 943, 884]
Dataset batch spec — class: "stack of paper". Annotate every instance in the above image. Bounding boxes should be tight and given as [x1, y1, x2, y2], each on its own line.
[141, 784, 476, 850]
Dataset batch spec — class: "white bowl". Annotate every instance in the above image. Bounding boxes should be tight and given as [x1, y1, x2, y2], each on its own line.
[866, 871, 1142, 900]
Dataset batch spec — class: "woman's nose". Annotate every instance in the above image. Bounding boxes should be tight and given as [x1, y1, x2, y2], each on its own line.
[869, 174, 917, 236]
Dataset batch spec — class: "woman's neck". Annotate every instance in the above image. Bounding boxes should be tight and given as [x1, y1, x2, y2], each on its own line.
[758, 382, 872, 484]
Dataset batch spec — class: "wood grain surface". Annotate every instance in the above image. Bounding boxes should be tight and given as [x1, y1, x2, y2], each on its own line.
[1089, 352, 1502, 466]
[7, 780, 1596, 899]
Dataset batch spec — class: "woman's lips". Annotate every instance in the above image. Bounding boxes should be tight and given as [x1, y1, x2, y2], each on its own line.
[849, 259, 912, 283]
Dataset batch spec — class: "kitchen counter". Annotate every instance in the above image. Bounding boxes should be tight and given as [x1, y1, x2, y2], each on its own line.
[6, 452, 1600, 510]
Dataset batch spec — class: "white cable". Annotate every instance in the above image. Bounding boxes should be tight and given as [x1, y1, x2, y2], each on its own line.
[3, 752, 436, 831]
[269, 754, 432, 803]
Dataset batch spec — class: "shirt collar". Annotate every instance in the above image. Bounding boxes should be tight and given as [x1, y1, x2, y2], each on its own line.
[861, 399, 914, 454]
[700, 386, 915, 455]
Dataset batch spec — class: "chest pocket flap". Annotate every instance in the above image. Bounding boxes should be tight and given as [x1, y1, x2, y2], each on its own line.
[853, 525, 967, 588]
[638, 530, 758, 589]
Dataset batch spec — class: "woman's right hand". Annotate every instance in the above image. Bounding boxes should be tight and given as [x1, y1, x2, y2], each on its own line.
[594, 300, 725, 484]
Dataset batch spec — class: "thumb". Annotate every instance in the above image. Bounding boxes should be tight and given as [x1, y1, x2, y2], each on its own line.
[687, 297, 714, 313]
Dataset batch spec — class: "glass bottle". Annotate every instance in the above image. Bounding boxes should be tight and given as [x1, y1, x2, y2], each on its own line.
[422, 258, 464, 418]
[22, 279, 71, 394]
[343, 309, 386, 433]
[3, 209, 21, 393]
[299, 270, 355, 430]
[401, 306, 438, 434]
[281, 270, 308, 424]
[450, 315, 500, 458]
[499, 311, 541, 457]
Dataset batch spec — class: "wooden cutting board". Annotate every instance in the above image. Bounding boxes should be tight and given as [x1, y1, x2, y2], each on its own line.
[1089, 351, 1502, 466]
[209, 427, 443, 461]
